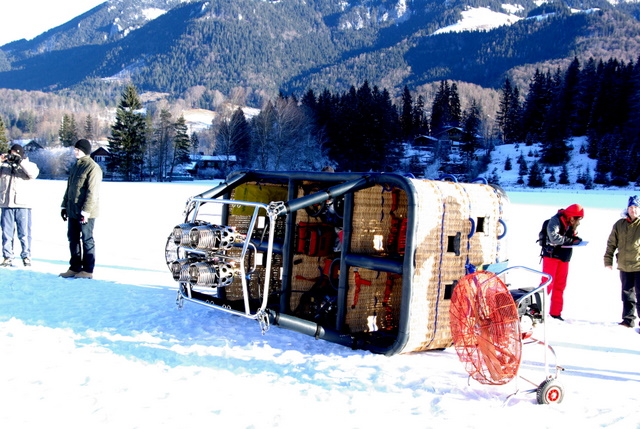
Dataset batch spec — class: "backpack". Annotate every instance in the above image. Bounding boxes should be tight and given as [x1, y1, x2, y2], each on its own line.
[536, 219, 549, 248]
[537, 219, 551, 259]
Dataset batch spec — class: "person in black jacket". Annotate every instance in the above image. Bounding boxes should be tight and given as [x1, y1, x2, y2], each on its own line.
[59, 139, 102, 279]
[540, 204, 584, 321]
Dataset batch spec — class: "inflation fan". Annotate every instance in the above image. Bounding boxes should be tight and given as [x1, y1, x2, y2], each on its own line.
[450, 268, 565, 404]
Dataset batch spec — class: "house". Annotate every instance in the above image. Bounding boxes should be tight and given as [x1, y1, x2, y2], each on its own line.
[434, 126, 465, 144]
[413, 134, 439, 151]
[187, 154, 237, 178]
[408, 135, 439, 167]
[91, 147, 111, 172]
[406, 126, 486, 176]
[23, 141, 44, 153]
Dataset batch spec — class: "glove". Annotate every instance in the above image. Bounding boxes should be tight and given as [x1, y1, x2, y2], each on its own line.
[80, 216, 88, 225]
[572, 237, 582, 245]
[61, 209, 67, 221]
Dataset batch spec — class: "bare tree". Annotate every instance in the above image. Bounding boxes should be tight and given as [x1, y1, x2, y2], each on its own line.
[250, 96, 327, 170]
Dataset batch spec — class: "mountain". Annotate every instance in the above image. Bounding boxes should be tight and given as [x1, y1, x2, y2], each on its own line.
[2, 0, 640, 104]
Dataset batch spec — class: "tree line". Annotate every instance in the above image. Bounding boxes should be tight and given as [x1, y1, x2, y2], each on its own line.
[496, 56, 640, 186]
[84, 79, 485, 180]
[3, 55, 640, 186]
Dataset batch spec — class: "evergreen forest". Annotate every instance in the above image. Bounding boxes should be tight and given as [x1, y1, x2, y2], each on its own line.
[1, 55, 639, 187]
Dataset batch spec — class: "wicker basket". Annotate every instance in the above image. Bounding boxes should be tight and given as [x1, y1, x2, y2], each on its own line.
[180, 171, 509, 356]
[404, 179, 505, 352]
[342, 179, 505, 352]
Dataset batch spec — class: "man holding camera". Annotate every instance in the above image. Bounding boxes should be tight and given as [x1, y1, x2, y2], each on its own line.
[0, 144, 40, 267]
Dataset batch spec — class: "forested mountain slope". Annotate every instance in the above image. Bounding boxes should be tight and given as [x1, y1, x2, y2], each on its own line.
[1, 0, 640, 105]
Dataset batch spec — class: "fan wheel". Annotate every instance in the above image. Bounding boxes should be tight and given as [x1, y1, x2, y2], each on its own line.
[450, 271, 522, 385]
[536, 378, 564, 404]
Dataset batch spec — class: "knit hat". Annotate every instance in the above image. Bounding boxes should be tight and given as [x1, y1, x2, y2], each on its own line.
[10, 144, 24, 158]
[75, 139, 92, 156]
[628, 196, 640, 207]
[563, 203, 584, 219]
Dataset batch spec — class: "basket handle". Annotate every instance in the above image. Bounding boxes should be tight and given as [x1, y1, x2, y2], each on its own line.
[497, 218, 507, 240]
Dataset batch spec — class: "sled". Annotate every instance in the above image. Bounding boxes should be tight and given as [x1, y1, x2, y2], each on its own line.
[165, 170, 509, 355]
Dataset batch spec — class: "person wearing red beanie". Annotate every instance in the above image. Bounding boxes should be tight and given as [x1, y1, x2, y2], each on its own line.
[562, 203, 585, 219]
[539, 204, 584, 321]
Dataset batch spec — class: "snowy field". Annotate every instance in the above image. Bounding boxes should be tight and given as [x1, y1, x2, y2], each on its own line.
[0, 177, 639, 429]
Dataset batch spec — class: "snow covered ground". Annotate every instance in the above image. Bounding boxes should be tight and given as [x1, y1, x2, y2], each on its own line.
[1, 172, 639, 428]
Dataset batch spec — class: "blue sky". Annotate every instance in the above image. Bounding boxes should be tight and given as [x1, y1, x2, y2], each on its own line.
[1, 0, 104, 46]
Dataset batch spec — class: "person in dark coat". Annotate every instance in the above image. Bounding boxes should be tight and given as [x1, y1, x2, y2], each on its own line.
[604, 196, 640, 328]
[59, 139, 102, 279]
[540, 204, 584, 321]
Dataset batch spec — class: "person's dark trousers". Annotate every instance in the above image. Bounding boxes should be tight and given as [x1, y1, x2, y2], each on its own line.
[67, 218, 96, 273]
[620, 270, 640, 325]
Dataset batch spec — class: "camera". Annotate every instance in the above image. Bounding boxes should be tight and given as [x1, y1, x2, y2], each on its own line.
[6, 153, 21, 164]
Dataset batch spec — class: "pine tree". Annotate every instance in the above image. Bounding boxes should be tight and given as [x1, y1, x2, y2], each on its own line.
[430, 80, 451, 134]
[574, 58, 598, 136]
[372, 86, 402, 171]
[430, 80, 462, 135]
[400, 86, 414, 139]
[84, 114, 95, 142]
[496, 78, 521, 144]
[152, 109, 174, 181]
[521, 69, 552, 143]
[169, 115, 191, 180]
[518, 154, 528, 176]
[460, 99, 482, 163]
[215, 107, 250, 174]
[413, 95, 429, 135]
[108, 84, 147, 181]
[301, 89, 318, 115]
[584, 167, 594, 189]
[230, 108, 251, 166]
[449, 83, 461, 127]
[489, 168, 500, 185]
[559, 164, 570, 184]
[0, 115, 9, 154]
[251, 100, 276, 169]
[528, 161, 545, 187]
[541, 68, 571, 165]
[190, 132, 200, 156]
[314, 81, 401, 172]
[59, 114, 78, 147]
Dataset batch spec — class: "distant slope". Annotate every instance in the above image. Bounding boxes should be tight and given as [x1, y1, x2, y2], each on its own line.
[1, 0, 640, 100]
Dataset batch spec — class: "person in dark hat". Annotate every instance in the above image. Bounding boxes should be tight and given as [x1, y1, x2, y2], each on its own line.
[604, 196, 640, 329]
[59, 139, 102, 279]
[539, 203, 585, 321]
[0, 144, 40, 267]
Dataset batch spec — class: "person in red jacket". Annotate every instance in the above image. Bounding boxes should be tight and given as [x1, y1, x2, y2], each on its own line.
[540, 204, 584, 321]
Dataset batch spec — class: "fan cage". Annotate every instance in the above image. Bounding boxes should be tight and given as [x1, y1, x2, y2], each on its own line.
[450, 271, 522, 385]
